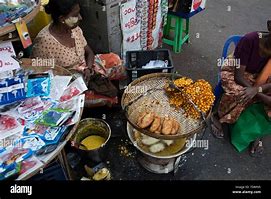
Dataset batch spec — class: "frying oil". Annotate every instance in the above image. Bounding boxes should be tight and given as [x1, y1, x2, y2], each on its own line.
[135, 133, 187, 156]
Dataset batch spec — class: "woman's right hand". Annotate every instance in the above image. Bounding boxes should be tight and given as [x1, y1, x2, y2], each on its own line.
[84, 68, 94, 83]
[238, 87, 258, 103]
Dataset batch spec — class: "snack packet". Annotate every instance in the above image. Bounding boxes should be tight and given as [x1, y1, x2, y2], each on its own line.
[35, 108, 73, 127]
[0, 146, 32, 178]
[0, 75, 26, 106]
[17, 97, 45, 121]
[26, 73, 51, 98]
[24, 123, 68, 144]
[0, 114, 24, 140]
[49, 75, 72, 100]
[57, 94, 85, 126]
[60, 76, 87, 102]
[18, 135, 46, 152]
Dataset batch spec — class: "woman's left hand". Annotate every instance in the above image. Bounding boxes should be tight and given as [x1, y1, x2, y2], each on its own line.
[238, 87, 258, 103]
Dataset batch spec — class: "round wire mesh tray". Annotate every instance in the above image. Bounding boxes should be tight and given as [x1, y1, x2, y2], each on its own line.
[121, 73, 211, 140]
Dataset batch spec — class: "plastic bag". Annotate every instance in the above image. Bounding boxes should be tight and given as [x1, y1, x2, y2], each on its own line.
[0, 75, 26, 106]
[93, 53, 127, 80]
[49, 75, 72, 100]
[17, 97, 45, 121]
[60, 76, 87, 102]
[85, 91, 118, 108]
[57, 94, 85, 126]
[0, 114, 24, 140]
[18, 135, 46, 152]
[23, 123, 68, 144]
[35, 108, 73, 127]
[0, 146, 32, 178]
[26, 73, 51, 98]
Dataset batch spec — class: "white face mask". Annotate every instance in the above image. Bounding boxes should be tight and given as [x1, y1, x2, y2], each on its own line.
[64, 16, 79, 28]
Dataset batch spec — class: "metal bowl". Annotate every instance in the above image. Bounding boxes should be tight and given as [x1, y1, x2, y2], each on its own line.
[127, 123, 196, 159]
[72, 118, 111, 164]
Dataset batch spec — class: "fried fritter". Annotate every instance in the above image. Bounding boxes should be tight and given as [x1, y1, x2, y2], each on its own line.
[137, 112, 155, 128]
[170, 119, 180, 135]
[150, 116, 161, 133]
[161, 117, 174, 135]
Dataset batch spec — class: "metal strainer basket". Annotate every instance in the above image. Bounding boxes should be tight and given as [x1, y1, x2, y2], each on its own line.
[121, 73, 211, 140]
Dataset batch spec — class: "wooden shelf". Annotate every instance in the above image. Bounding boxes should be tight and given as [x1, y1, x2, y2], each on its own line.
[0, 0, 41, 37]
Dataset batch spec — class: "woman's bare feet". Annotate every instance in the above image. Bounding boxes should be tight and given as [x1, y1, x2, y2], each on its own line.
[250, 139, 264, 157]
[210, 112, 224, 139]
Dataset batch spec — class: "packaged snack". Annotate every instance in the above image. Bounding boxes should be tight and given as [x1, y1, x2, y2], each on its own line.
[41, 97, 57, 110]
[19, 135, 46, 152]
[17, 97, 45, 121]
[0, 75, 26, 106]
[26, 73, 51, 98]
[0, 146, 32, 176]
[0, 162, 21, 180]
[18, 156, 43, 180]
[60, 76, 87, 102]
[23, 123, 48, 136]
[0, 100, 21, 113]
[0, 71, 13, 79]
[42, 126, 68, 144]
[0, 114, 24, 140]
[24, 123, 68, 144]
[35, 108, 73, 127]
[17, 97, 44, 114]
[49, 75, 72, 100]
[57, 94, 85, 126]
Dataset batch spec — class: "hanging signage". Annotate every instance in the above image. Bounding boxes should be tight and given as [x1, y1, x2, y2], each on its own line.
[0, 41, 21, 73]
[15, 19, 32, 49]
[120, 0, 141, 58]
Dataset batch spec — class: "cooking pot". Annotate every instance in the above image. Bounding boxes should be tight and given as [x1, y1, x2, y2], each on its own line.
[72, 118, 111, 165]
[127, 123, 196, 159]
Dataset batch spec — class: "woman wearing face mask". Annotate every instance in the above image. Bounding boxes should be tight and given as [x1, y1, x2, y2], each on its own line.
[31, 0, 94, 83]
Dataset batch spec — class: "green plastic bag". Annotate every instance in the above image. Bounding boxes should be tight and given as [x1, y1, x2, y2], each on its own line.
[230, 103, 271, 152]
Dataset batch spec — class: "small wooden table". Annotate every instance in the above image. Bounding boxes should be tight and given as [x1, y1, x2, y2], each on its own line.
[15, 60, 83, 180]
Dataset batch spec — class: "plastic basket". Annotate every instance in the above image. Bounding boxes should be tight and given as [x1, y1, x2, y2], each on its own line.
[126, 49, 174, 83]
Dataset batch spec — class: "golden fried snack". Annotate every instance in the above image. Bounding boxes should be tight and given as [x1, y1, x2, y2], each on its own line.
[137, 112, 155, 128]
[150, 116, 161, 133]
[165, 78, 215, 119]
[161, 118, 174, 135]
[174, 77, 193, 88]
[170, 119, 180, 135]
[153, 118, 163, 134]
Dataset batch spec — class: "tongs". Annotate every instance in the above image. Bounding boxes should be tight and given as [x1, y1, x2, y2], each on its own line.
[169, 72, 206, 122]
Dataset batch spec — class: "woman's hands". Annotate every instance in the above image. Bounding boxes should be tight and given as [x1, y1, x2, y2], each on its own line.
[238, 87, 258, 103]
[84, 68, 93, 83]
